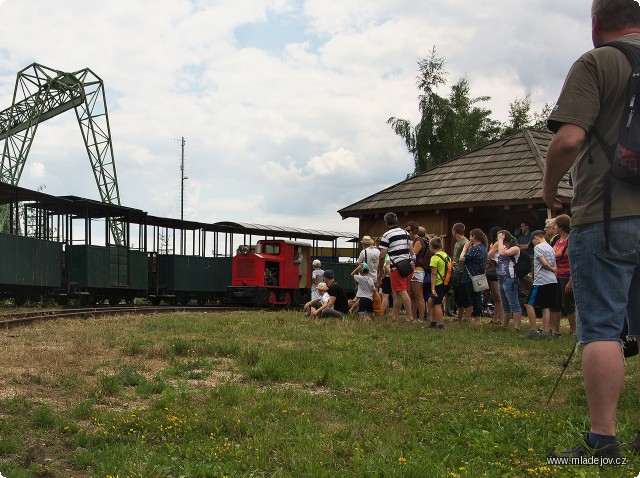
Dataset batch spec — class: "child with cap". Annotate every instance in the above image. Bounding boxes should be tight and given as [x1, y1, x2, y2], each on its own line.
[311, 259, 324, 299]
[304, 282, 329, 318]
[523, 230, 561, 339]
[351, 262, 375, 319]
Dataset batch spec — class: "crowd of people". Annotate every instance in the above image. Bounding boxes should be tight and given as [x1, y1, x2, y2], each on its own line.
[303, 0, 640, 460]
[303, 212, 577, 337]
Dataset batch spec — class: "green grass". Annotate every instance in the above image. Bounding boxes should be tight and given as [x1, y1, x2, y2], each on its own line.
[0, 310, 638, 477]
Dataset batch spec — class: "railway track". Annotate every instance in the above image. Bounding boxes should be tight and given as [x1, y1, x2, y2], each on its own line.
[0, 305, 250, 328]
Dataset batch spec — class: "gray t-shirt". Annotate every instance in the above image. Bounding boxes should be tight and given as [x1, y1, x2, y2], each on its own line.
[354, 274, 375, 300]
[452, 237, 469, 262]
[533, 242, 557, 286]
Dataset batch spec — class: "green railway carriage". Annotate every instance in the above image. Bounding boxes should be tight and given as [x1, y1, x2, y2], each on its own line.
[150, 254, 232, 305]
[0, 232, 62, 305]
[320, 261, 356, 299]
[64, 245, 148, 305]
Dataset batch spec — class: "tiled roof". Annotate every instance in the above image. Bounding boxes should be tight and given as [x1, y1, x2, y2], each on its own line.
[339, 129, 572, 218]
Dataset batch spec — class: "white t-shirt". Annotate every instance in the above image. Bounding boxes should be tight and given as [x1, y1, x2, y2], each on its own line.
[357, 247, 380, 278]
[533, 242, 557, 286]
[354, 274, 375, 300]
[311, 269, 324, 298]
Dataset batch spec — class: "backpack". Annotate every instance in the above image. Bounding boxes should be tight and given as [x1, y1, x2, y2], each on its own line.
[510, 251, 532, 279]
[591, 41, 640, 248]
[434, 252, 454, 286]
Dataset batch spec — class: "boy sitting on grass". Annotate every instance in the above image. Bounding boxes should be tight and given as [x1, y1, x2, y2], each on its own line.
[304, 282, 329, 318]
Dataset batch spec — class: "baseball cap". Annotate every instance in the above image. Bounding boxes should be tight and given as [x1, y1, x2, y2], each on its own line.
[312, 259, 321, 266]
[360, 262, 369, 272]
[529, 230, 545, 248]
[323, 270, 334, 279]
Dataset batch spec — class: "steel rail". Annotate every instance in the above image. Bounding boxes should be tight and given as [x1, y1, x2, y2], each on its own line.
[0, 305, 253, 328]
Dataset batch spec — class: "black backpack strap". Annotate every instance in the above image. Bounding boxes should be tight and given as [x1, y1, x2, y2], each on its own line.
[589, 41, 640, 249]
[606, 41, 640, 67]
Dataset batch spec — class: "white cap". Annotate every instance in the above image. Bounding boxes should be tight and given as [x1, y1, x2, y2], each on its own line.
[312, 259, 321, 266]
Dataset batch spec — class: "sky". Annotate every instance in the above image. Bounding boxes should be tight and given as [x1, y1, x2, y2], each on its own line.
[0, 0, 593, 238]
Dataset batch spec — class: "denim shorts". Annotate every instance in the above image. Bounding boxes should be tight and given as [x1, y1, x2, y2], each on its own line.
[499, 277, 521, 313]
[569, 217, 640, 344]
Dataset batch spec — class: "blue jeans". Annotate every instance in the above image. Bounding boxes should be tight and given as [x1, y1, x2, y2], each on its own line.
[569, 217, 640, 344]
[499, 277, 521, 313]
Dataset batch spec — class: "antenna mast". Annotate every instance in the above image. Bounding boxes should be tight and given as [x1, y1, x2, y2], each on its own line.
[180, 136, 186, 221]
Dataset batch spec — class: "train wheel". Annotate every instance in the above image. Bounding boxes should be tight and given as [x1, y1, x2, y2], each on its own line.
[57, 296, 69, 306]
[197, 297, 207, 306]
[150, 297, 161, 306]
[14, 295, 26, 307]
[282, 292, 291, 307]
[109, 296, 120, 306]
[179, 297, 189, 306]
[267, 292, 277, 308]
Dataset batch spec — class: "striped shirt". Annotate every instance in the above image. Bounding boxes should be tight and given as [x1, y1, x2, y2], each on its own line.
[379, 227, 411, 267]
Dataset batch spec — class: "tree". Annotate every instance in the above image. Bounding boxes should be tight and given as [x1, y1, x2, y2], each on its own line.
[388, 47, 501, 175]
[503, 94, 553, 135]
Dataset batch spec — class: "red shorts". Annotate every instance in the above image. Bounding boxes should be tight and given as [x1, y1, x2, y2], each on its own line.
[390, 268, 412, 292]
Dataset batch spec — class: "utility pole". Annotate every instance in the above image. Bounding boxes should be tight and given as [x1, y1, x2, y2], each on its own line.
[179, 137, 188, 255]
[180, 137, 187, 221]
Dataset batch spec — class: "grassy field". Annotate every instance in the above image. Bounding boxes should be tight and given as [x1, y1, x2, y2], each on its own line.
[0, 310, 638, 477]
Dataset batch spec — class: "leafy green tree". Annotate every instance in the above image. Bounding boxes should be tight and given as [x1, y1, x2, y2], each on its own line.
[531, 102, 553, 132]
[503, 94, 532, 136]
[388, 47, 501, 175]
[503, 94, 552, 135]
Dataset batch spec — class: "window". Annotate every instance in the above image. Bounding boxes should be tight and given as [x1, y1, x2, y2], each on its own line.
[262, 243, 280, 255]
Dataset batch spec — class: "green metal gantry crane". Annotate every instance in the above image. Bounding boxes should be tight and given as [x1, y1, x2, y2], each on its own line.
[0, 63, 124, 245]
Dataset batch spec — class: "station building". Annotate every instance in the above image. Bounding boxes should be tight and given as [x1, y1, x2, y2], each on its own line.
[338, 129, 574, 253]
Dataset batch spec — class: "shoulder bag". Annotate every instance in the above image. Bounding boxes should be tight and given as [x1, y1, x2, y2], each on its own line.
[465, 265, 489, 292]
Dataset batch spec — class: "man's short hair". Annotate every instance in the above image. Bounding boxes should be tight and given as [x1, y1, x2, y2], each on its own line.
[452, 223, 465, 235]
[592, 0, 640, 30]
[384, 212, 398, 227]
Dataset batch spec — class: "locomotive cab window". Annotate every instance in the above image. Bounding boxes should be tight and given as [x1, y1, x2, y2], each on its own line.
[260, 243, 280, 256]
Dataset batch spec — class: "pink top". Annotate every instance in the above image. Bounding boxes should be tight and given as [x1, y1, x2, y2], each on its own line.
[553, 236, 570, 279]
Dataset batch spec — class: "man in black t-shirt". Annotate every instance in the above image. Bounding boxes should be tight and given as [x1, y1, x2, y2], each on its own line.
[311, 270, 348, 318]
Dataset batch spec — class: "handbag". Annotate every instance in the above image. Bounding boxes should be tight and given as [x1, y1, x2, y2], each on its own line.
[393, 258, 414, 277]
[390, 232, 414, 277]
[466, 266, 489, 292]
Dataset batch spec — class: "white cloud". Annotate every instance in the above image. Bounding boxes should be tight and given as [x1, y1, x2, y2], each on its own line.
[28, 162, 46, 179]
[0, 0, 593, 234]
[306, 148, 357, 176]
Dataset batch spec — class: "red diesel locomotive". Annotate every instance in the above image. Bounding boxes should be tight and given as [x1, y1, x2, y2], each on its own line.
[227, 239, 312, 307]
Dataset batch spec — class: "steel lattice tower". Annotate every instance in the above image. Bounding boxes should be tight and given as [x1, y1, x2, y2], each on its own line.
[0, 63, 123, 245]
